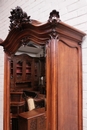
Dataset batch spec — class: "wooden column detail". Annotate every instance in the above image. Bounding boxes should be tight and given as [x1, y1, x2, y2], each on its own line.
[4, 53, 10, 130]
[46, 38, 58, 130]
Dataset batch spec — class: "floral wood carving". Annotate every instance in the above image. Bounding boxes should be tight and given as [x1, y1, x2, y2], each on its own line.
[37, 116, 46, 130]
[48, 10, 60, 23]
[9, 6, 30, 31]
[48, 10, 60, 39]
[20, 36, 30, 46]
[30, 118, 37, 130]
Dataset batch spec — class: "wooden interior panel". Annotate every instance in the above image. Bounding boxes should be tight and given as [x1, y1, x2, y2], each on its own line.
[58, 40, 78, 130]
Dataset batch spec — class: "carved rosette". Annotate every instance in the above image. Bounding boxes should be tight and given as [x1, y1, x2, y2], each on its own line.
[49, 10, 60, 23]
[49, 28, 59, 39]
[48, 10, 60, 39]
[9, 6, 31, 31]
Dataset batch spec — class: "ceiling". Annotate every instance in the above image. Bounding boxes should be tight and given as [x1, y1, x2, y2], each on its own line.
[17, 41, 44, 56]
[18, 45, 43, 54]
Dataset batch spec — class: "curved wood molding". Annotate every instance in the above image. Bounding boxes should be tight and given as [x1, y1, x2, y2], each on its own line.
[0, 38, 3, 44]
[0, 8, 86, 54]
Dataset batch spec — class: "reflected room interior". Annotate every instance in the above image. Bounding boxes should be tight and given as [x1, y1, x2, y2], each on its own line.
[10, 40, 46, 130]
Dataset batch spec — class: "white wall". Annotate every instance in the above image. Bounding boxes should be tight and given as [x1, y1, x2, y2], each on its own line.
[0, 0, 87, 130]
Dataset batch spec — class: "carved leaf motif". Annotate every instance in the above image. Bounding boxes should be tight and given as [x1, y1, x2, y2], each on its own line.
[9, 6, 30, 31]
[48, 10, 60, 23]
[37, 116, 46, 130]
[30, 118, 37, 130]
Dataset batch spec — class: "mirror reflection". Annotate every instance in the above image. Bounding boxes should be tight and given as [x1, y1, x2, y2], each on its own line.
[10, 41, 46, 130]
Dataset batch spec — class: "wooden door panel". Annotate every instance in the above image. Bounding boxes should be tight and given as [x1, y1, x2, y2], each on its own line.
[58, 40, 79, 130]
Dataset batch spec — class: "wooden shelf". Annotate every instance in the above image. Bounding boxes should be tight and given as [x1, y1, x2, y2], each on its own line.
[10, 54, 45, 91]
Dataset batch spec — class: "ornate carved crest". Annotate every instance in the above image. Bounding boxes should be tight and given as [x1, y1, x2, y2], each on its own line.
[48, 10, 60, 23]
[9, 6, 30, 31]
[48, 10, 60, 39]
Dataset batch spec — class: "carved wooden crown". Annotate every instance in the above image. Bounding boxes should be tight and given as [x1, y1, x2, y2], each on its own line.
[9, 6, 30, 30]
[48, 10, 60, 22]
[9, 7, 60, 31]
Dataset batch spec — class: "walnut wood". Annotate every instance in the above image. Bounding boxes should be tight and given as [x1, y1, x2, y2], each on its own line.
[10, 54, 41, 91]
[18, 107, 45, 119]
[46, 38, 58, 130]
[0, 8, 86, 130]
[4, 54, 10, 130]
[10, 53, 45, 130]
[18, 107, 46, 130]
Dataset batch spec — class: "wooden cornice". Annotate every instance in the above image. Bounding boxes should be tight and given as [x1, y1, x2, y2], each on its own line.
[0, 7, 86, 54]
[0, 38, 3, 43]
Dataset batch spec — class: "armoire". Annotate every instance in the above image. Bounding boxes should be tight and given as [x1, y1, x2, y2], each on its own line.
[0, 7, 86, 130]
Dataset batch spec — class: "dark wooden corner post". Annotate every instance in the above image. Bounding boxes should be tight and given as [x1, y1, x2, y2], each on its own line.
[0, 39, 11, 130]
[46, 10, 60, 130]
[4, 53, 10, 130]
[46, 38, 58, 130]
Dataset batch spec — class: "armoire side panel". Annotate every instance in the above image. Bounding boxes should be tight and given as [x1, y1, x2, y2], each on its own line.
[58, 41, 79, 130]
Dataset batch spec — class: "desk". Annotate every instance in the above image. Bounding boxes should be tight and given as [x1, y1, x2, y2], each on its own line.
[18, 107, 46, 130]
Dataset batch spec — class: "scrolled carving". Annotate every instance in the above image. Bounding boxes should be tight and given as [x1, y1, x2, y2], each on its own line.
[9, 6, 30, 31]
[30, 118, 37, 130]
[48, 10, 60, 39]
[37, 116, 46, 130]
[48, 10, 60, 23]
[20, 36, 30, 46]
[48, 27, 59, 39]
[50, 28, 59, 39]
